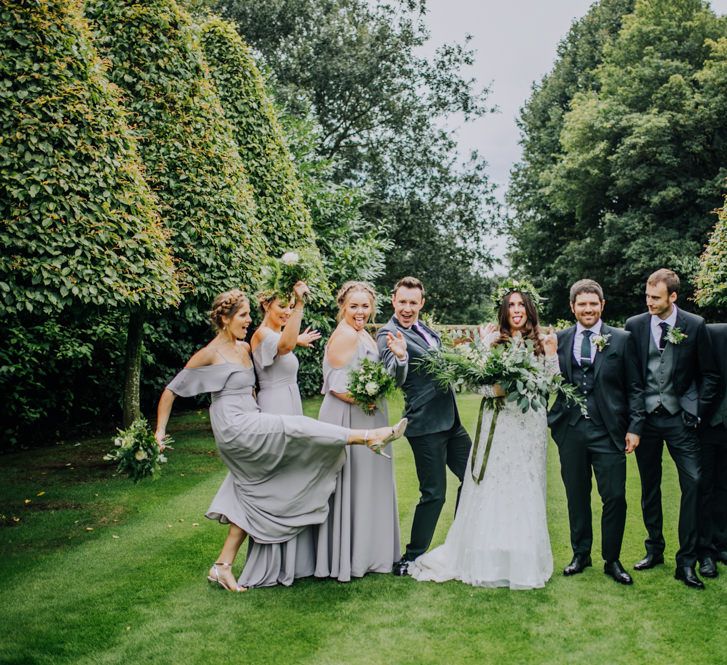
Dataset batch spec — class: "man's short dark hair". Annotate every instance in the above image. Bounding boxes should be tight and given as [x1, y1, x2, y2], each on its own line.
[392, 276, 425, 298]
[569, 279, 604, 304]
[647, 268, 680, 295]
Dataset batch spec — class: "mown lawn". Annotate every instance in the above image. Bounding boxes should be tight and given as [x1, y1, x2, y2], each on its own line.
[0, 393, 724, 665]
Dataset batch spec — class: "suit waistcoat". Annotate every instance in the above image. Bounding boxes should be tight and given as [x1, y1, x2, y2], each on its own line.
[572, 362, 603, 425]
[644, 334, 679, 415]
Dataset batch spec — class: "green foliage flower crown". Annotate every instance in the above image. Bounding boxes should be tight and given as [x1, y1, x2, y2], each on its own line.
[494, 278, 543, 307]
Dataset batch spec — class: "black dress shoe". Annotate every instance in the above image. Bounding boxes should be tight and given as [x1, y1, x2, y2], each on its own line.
[714, 550, 727, 565]
[675, 565, 705, 589]
[634, 553, 665, 570]
[604, 560, 633, 585]
[392, 558, 410, 576]
[699, 557, 718, 578]
[563, 554, 592, 576]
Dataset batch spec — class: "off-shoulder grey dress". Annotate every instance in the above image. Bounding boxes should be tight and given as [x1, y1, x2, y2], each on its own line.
[166, 363, 349, 587]
[244, 332, 314, 586]
[315, 337, 401, 581]
[253, 329, 303, 415]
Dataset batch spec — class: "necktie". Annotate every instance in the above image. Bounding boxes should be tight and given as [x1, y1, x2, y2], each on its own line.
[658, 322, 669, 351]
[412, 322, 433, 347]
[580, 330, 593, 368]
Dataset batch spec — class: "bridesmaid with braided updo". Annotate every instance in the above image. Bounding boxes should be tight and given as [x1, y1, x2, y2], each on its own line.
[154, 289, 407, 591]
[315, 281, 408, 581]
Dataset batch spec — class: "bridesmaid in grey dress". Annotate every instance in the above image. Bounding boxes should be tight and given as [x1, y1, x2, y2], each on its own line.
[315, 281, 409, 581]
[251, 280, 320, 415]
[154, 289, 408, 592]
[240, 280, 321, 587]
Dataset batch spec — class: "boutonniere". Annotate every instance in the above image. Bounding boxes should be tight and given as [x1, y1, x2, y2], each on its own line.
[665, 326, 687, 345]
[592, 333, 611, 352]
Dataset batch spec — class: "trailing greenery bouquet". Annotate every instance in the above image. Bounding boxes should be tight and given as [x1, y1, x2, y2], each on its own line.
[260, 248, 318, 302]
[103, 417, 171, 483]
[347, 358, 398, 414]
[419, 337, 584, 415]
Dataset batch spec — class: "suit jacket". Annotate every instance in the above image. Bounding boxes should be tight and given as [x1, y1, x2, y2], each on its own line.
[706, 323, 727, 427]
[624, 309, 719, 421]
[548, 323, 645, 450]
[377, 316, 457, 437]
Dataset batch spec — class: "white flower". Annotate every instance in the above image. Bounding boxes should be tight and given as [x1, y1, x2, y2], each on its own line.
[365, 381, 380, 396]
[114, 437, 123, 447]
[592, 333, 611, 352]
[281, 252, 299, 266]
[135, 449, 148, 461]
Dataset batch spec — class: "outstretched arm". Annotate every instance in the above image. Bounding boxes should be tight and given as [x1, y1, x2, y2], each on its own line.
[377, 328, 408, 385]
[155, 389, 176, 449]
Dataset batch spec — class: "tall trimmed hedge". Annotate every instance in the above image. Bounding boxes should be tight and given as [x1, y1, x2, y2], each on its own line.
[198, 17, 327, 297]
[696, 193, 727, 309]
[85, 0, 265, 312]
[0, 0, 179, 316]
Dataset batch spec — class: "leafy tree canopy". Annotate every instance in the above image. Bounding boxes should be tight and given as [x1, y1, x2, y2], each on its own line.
[510, 0, 727, 321]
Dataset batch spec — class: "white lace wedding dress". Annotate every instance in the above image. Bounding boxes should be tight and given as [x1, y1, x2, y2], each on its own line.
[409, 344, 556, 590]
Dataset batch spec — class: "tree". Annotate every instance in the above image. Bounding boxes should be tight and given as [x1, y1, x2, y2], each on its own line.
[511, 0, 727, 321]
[85, 0, 266, 422]
[214, 0, 499, 321]
[696, 193, 727, 309]
[197, 17, 327, 297]
[508, 0, 635, 320]
[0, 0, 179, 438]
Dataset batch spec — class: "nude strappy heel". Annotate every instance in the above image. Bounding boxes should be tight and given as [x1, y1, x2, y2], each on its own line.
[207, 562, 245, 592]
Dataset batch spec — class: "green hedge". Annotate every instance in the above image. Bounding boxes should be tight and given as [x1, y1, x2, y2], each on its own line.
[85, 0, 265, 312]
[198, 16, 328, 299]
[0, 0, 179, 317]
[696, 193, 727, 308]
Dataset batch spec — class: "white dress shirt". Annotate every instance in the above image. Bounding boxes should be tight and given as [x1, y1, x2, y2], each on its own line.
[573, 319, 603, 366]
[650, 305, 678, 348]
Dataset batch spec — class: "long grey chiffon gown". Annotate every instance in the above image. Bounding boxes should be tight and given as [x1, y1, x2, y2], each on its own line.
[165, 361, 349, 588]
[315, 336, 401, 581]
[242, 330, 314, 587]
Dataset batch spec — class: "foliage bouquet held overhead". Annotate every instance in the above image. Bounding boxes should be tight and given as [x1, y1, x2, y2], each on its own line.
[347, 357, 398, 415]
[103, 417, 172, 483]
[261, 249, 318, 302]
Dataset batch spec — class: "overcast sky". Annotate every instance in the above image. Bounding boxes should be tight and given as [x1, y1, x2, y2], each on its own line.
[420, 0, 727, 204]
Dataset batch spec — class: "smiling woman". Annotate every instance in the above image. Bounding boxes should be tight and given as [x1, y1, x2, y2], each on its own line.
[153, 288, 407, 591]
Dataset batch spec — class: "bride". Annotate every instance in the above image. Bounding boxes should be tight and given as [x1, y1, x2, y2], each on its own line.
[409, 283, 558, 589]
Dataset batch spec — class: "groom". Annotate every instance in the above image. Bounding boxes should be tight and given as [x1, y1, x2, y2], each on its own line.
[548, 279, 645, 585]
[377, 276, 472, 576]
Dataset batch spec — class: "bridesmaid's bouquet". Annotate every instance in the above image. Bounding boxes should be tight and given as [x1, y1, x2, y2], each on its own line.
[419, 337, 584, 414]
[260, 249, 318, 301]
[347, 358, 398, 414]
[103, 417, 171, 483]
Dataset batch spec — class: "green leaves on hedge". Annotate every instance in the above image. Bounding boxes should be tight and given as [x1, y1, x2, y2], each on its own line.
[85, 0, 265, 310]
[0, 0, 180, 316]
[198, 17, 328, 301]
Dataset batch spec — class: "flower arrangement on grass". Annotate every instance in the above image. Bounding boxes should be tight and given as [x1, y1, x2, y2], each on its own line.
[103, 417, 171, 483]
[347, 358, 398, 414]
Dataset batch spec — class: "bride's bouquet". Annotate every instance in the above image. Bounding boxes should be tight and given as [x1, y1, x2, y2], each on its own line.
[103, 417, 171, 483]
[347, 358, 398, 415]
[419, 336, 584, 414]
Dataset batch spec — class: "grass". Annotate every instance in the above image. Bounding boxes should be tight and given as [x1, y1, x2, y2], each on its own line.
[0, 393, 724, 665]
